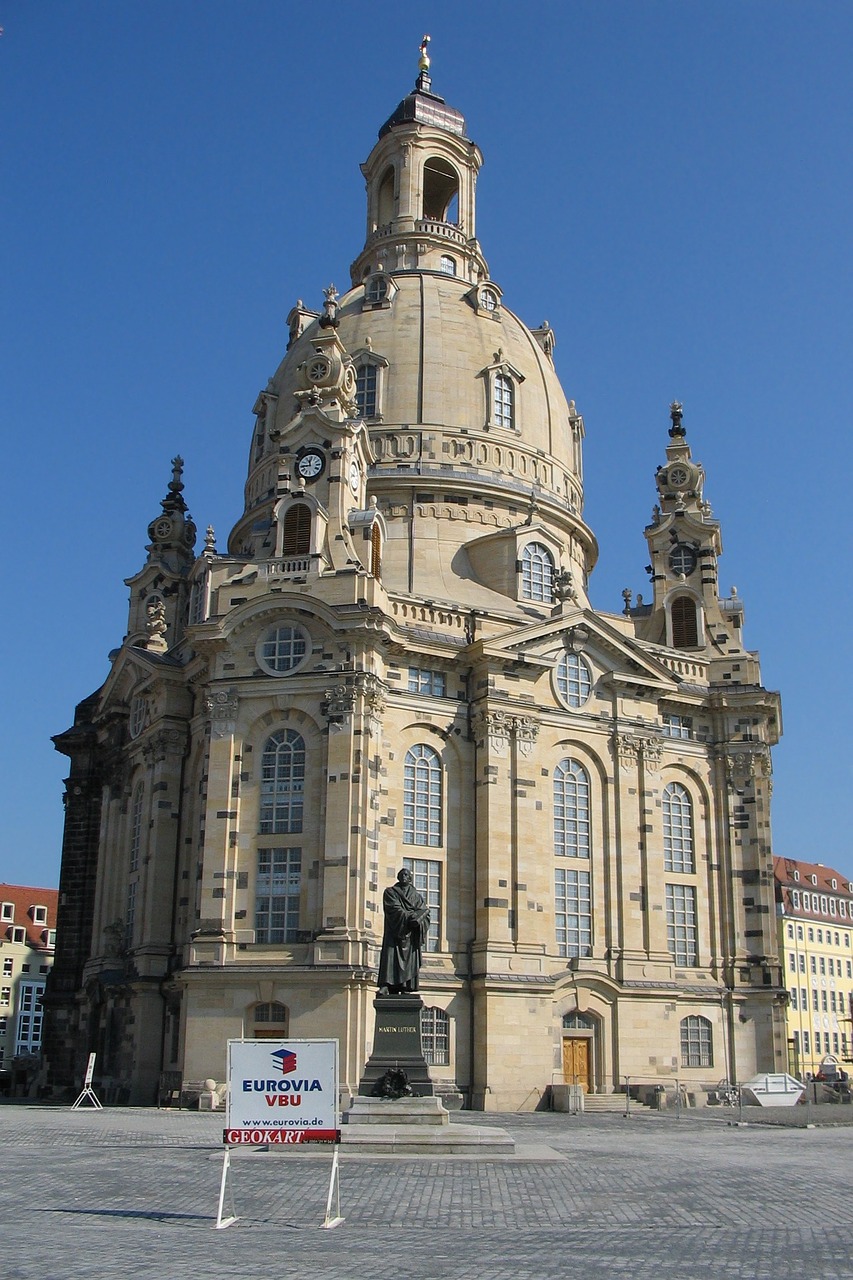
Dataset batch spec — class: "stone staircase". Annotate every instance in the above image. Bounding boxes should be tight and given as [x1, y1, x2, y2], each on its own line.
[582, 1092, 633, 1113]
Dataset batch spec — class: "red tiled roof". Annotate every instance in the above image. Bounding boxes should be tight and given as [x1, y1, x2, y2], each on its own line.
[0, 883, 59, 951]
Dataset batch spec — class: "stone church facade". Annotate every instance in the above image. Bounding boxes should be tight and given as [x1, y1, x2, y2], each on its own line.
[44, 57, 786, 1109]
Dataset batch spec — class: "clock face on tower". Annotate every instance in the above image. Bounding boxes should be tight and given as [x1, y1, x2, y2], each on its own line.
[296, 448, 325, 482]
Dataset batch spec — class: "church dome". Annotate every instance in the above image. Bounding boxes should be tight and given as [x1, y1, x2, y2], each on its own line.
[231, 60, 597, 608]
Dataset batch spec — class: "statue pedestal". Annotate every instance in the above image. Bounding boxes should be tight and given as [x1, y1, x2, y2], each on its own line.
[357, 994, 433, 1097]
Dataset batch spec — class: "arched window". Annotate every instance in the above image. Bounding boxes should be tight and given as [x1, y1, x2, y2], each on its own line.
[356, 364, 378, 417]
[521, 542, 553, 602]
[129, 782, 144, 873]
[671, 596, 699, 648]
[370, 521, 382, 577]
[494, 372, 514, 429]
[282, 504, 311, 556]
[422, 157, 458, 222]
[259, 730, 305, 834]
[364, 276, 388, 305]
[562, 1011, 594, 1031]
[680, 1015, 713, 1068]
[403, 744, 442, 846]
[554, 759, 590, 858]
[421, 1007, 450, 1064]
[252, 1001, 289, 1039]
[439, 254, 457, 276]
[377, 165, 395, 226]
[663, 782, 694, 873]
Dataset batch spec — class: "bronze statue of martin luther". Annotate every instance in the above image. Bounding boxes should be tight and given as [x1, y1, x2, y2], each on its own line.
[377, 868, 431, 995]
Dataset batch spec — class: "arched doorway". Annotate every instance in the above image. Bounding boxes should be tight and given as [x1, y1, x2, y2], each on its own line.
[562, 1010, 595, 1092]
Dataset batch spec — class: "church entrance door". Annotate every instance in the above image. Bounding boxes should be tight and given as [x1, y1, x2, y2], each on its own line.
[562, 1037, 591, 1092]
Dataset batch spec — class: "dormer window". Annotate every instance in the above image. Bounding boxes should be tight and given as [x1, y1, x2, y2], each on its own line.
[356, 365, 378, 418]
[792, 870, 800, 881]
[494, 374, 513, 429]
[352, 347, 389, 422]
[520, 542, 554, 602]
[365, 276, 388, 304]
[8, 926, 26, 944]
[1, 903, 13, 922]
[362, 273, 396, 311]
[480, 351, 524, 432]
[30, 905, 47, 926]
[468, 281, 504, 319]
[439, 254, 457, 276]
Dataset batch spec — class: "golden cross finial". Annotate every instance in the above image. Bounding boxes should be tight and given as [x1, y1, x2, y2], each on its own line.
[419, 34, 431, 72]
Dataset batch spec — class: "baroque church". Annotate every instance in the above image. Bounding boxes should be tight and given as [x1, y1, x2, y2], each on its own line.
[44, 49, 787, 1109]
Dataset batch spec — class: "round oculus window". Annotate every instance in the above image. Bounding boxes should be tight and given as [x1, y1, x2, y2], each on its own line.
[307, 357, 331, 383]
[669, 543, 697, 576]
[555, 652, 593, 709]
[481, 289, 498, 312]
[257, 624, 310, 675]
[667, 465, 690, 488]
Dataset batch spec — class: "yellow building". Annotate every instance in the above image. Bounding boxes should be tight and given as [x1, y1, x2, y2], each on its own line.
[45, 56, 786, 1109]
[775, 857, 853, 1078]
[0, 884, 57, 1094]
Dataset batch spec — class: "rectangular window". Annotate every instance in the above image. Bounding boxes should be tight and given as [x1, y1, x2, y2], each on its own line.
[790, 988, 798, 1010]
[803, 1030, 810, 1054]
[810, 956, 817, 973]
[822, 990, 828, 1012]
[402, 857, 441, 951]
[0, 903, 13, 922]
[830, 990, 837, 1012]
[666, 884, 698, 967]
[680, 1017, 712, 1068]
[847, 961, 852, 979]
[30, 906, 47, 925]
[803, 895, 811, 912]
[840, 901, 847, 918]
[0, 988, 10, 1005]
[662, 714, 692, 739]
[15, 982, 45, 1055]
[820, 957, 826, 974]
[0, 1016, 6, 1034]
[792, 891, 801, 909]
[555, 868, 592, 958]
[813, 989, 820, 1011]
[255, 848, 302, 944]
[817, 929, 823, 943]
[820, 896, 829, 914]
[2, 958, 11, 976]
[830, 899, 837, 916]
[799, 955, 806, 973]
[834, 1033, 840, 1054]
[800, 987, 807, 1009]
[797, 925, 804, 940]
[788, 953, 796, 971]
[420, 1007, 450, 1065]
[407, 668, 447, 698]
[355, 364, 378, 418]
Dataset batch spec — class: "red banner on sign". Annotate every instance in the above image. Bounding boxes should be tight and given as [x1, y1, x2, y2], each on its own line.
[224, 1128, 341, 1145]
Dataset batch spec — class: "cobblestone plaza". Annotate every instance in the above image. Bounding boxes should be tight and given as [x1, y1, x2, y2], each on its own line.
[2, 1106, 852, 1279]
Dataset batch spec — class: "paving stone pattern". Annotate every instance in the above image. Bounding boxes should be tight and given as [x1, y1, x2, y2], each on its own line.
[2, 1106, 852, 1279]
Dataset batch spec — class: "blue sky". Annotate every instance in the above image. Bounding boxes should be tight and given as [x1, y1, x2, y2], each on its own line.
[2, 1, 851, 887]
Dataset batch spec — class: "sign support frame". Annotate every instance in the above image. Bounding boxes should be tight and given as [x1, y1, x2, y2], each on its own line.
[71, 1052, 103, 1110]
[212, 1037, 344, 1231]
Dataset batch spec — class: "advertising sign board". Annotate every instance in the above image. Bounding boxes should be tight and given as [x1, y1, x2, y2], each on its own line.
[224, 1038, 339, 1145]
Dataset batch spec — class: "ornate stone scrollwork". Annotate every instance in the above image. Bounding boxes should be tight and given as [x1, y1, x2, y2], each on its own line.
[612, 732, 641, 766]
[142, 726, 188, 764]
[513, 715, 540, 758]
[723, 744, 772, 784]
[472, 708, 512, 755]
[205, 689, 238, 740]
[637, 736, 663, 774]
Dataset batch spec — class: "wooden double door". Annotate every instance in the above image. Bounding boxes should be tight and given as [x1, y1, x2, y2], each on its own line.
[562, 1036, 592, 1092]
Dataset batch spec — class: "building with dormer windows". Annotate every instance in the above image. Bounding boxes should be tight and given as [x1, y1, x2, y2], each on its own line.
[44, 50, 785, 1108]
